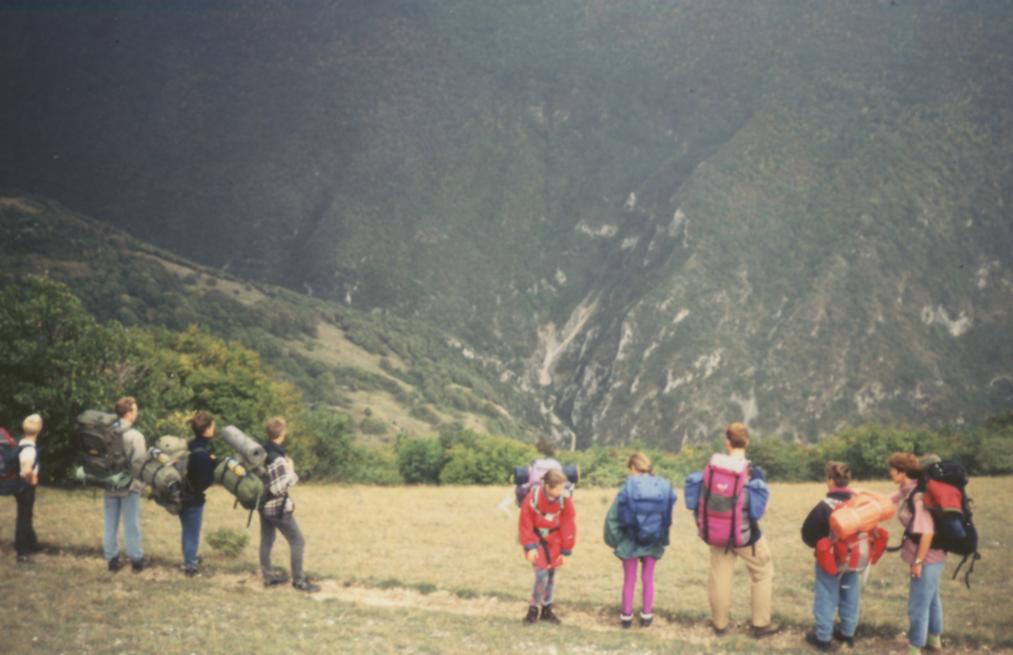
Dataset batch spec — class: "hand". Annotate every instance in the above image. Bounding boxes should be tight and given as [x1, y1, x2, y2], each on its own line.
[556, 555, 567, 568]
[525, 549, 539, 564]
[910, 562, 922, 579]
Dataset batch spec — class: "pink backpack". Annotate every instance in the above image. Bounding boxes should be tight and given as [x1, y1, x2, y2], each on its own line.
[697, 453, 752, 550]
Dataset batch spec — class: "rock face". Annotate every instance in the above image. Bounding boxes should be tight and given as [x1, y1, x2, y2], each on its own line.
[1, 2, 1011, 447]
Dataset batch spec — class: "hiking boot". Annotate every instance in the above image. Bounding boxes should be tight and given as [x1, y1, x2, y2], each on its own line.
[639, 613, 653, 628]
[751, 622, 784, 639]
[523, 606, 539, 624]
[263, 572, 290, 587]
[131, 559, 145, 573]
[539, 604, 561, 625]
[806, 631, 838, 651]
[832, 628, 855, 648]
[108, 557, 122, 573]
[16, 554, 31, 564]
[924, 633, 943, 652]
[292, 578, 320, 593]
[184, 567, 201, 578]
[620, 615, 633, 629]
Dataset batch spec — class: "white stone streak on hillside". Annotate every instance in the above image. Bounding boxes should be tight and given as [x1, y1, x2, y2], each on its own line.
[673, 308, 690, 324]
[537, 297, 599, 386]
[616, 320, 635, 361]
[731, 388, 758, 426]
[576, 222, 618, 238]
[695, 350, 723, 378]
[920, 305, 973, 337]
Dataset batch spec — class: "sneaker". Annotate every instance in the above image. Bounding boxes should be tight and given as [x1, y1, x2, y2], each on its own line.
[620, 615, 633, 629]
[108, 557, 122, 573]
[539, 604, 561, 625]
[292, 578, 321, 593]
[639, 613, 653, 628]
[833, 628, 855, 648]
[184, 567, 201, 578]
[523, 606, 539, 625]
[806, 631, 838, 651]
[751, 622, 784, 639]
[131, 559, 145, 573]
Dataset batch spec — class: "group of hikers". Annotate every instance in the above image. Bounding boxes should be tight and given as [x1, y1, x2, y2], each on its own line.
[1, 397, 320, 592]
[517, 423, 977, 654]
[3, 406, 979, 654]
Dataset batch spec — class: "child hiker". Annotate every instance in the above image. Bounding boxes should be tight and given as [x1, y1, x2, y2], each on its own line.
[518, 468, 576, 625]
[604, 452, 677, 628]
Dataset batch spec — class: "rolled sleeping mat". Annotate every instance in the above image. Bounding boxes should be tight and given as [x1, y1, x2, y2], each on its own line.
[829, 491, 896, 540]
[155, 435, 189, 460]
[214, 458, 265, 511]
[135, 448, 184, 505]
[220, 425, 267, 469]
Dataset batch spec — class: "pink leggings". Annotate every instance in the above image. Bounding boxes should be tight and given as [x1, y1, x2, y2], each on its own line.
[622, 556, 656, 617]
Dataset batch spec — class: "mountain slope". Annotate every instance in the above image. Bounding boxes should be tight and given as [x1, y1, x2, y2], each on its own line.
[1, 1, 1010, 445]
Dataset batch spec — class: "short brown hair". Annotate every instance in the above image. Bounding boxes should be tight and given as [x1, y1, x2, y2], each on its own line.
[887, 452, 922, 477]
[627, 452, 653, 474]
[191, 410, 214, 437]
[543, 469, 567, 488]
[825, 461, 852, 487]
[725, 422, 749, 449]
[114, 396, 137, 418]
[266, 416, 287, 441]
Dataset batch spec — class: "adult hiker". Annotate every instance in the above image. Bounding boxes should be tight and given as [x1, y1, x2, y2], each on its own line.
[259, 416, 320, 592]
[180, 410, 216, 577]
[889, 452, 945, 654]
[104, 397, 146, 573]
[686, 422, 780, 638]
[603, 452, 677, 628]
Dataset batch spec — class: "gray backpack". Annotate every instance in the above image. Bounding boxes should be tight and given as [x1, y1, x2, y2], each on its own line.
[73, 410, 132, 491]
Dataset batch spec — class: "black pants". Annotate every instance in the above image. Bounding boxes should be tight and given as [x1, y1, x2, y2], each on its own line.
[15, 484, 38, 555]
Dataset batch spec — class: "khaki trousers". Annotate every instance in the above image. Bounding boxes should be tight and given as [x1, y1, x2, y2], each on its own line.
[708, 534, 774, 630]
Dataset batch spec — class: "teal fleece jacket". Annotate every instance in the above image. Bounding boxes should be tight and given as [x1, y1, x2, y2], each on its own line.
[603, 495, 668, 560]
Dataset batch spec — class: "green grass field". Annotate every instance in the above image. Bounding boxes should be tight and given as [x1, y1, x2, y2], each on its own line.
[3, 479, 1012, 654]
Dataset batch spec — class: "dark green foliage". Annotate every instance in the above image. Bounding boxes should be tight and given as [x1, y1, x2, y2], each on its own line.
[396, 437, 445, 484]
[439, 431, 537, 485]
[205, 528, 249, 558]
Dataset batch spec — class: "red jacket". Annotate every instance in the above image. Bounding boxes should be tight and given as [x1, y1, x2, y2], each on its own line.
[518, 485, 576, 569]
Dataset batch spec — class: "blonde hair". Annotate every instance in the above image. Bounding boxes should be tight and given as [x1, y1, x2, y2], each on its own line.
[627, 452, 653, 474]
[22, 414, 42, 437]
[725, 422, 750, 448]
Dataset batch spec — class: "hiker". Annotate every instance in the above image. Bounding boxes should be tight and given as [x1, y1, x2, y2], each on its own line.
[889, 452, 945, 654]
[180, 410, 216, 577]
[800, 461, 880, 651]
[14, 414, 42, 563]
[104, 397, 146, 573]
[259, 416, 320, 592]
[686, 422, 780, 637]
[603, 452, 677, 628]
[518, 468, 576, 625]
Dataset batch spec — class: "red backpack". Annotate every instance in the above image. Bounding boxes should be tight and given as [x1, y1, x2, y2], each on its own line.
[816, 493, 890, 575]
[0, 428, 24, 495]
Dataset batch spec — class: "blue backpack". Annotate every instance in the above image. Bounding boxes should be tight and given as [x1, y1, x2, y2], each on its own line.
[617, 475, 676, 545]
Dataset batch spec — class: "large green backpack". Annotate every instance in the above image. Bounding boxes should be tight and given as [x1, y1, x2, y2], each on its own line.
[213, 457, 265, 511]
[73, 410, 132, 491]
[134, 435, 189, 515]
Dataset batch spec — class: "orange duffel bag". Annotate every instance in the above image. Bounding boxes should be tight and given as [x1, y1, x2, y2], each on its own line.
[829, 491, 896, 540]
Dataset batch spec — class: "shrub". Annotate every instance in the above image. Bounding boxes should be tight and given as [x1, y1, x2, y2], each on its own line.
[397, 437, 445, 484]
[360, 416, 389, 435]
[346, 445, 404, 485]
[205, 528, 249, 558]
[439, 433, 537, 484]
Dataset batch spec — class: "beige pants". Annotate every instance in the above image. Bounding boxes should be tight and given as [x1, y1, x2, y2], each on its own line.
[708, 534, 774, 630]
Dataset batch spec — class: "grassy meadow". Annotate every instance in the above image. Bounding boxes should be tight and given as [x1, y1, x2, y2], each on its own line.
[3, 478, 1012, 654]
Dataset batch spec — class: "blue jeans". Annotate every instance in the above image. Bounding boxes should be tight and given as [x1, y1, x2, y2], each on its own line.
[908, 561, 944, 648]
[178, 504, 204, 569]
[103, 492, 142, 562]
[813, 565, 861, 642]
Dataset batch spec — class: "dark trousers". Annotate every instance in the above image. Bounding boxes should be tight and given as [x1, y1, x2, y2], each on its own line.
[259, 510, 305, 581]
[15, 484, 38, 555]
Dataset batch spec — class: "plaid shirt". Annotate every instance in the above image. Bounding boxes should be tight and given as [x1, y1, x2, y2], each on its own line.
[261, 449, 298, 517]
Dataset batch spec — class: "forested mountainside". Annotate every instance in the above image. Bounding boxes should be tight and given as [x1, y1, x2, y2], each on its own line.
[1, 1, 1010, 446]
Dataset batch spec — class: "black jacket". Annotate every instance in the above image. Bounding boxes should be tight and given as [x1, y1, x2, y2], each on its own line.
[800, 489, 855, 548]
[183, 436, 215, 507]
